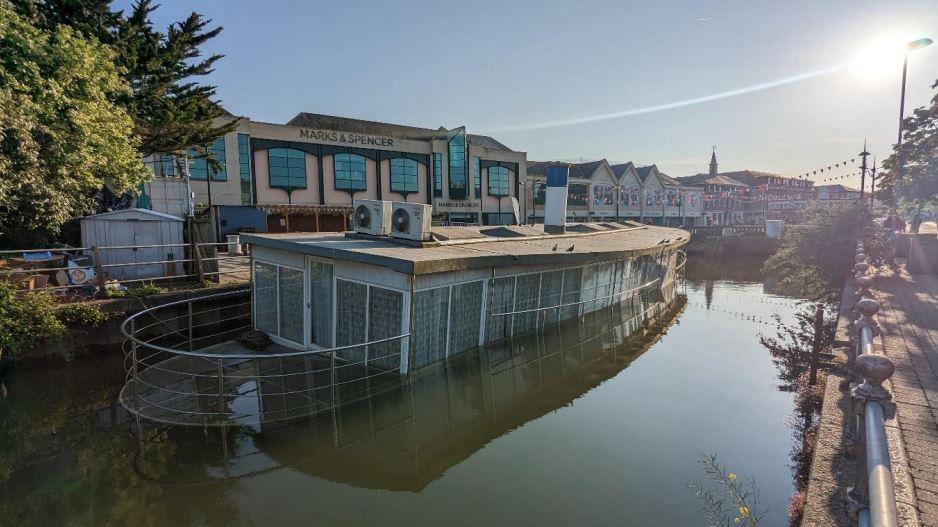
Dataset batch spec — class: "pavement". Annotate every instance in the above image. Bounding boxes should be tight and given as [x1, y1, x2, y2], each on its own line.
[876, 268, 938, 527]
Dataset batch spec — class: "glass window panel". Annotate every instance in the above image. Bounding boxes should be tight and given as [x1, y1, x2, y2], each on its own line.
[560, 268, 582, 320]
[488, 166, 510, 197]
[268, 148, 307, 190]
[367, 286, 404, 369]
[254, 262, 278, 334]
[279, 267, 304, 344]
[412, 287, 449, 370]
[448, 131, 467, 199]
[433, 153, 443, 197]
[512, 273, 540, 334]
[334, 153, 367, 191]
[449, 281, 483, 356]
[335, 279, 366, 347]
[485, 276, 515, 343]
[473, 157, 481, 198]
[309, 261, 333, 348]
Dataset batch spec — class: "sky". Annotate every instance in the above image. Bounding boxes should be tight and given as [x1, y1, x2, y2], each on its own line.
[124, 0, 938, 187]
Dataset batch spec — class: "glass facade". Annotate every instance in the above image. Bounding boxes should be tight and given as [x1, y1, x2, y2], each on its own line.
[472, 157, 481, 198]
[253, 261, 304, 345]
[389, 157, 418, 194]
[449, 281, 483, 355]
[448, 131, 467, 199]
[238, 133, 252, 205]
[334, 153, 367, 192]
[368, 286, 404, 369]
[412, 287, 450, 370]
[433, 153, 443, 197]
[268, 148, 307, 190]
[188, 137, 227, 181]
[309, 261, 333, 348]
[488, 166, 510, 197]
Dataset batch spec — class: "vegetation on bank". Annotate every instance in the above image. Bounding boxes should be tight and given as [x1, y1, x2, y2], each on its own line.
[0, 283, 113, 362]
[763, 202, 892, 301]
[690, 454, 764, 527]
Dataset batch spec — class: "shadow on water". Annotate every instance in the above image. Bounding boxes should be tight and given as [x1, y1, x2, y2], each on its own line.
[0, 285, 686, 525]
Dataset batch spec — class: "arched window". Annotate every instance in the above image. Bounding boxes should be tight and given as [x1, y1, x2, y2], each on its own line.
[488, 166, 510, 197]
[268, 148, 306, 190]
[334, 153, 367, 192]
[389, 157, 418, 194]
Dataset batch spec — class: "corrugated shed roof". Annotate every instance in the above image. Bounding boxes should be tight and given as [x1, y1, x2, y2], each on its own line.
[286, 112, 516, 152]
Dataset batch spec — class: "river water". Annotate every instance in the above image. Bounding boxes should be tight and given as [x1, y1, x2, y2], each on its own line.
[0, 257, 805, 527]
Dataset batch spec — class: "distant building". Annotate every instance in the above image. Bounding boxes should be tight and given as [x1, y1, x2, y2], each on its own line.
[815, 184, 860, 206]
[524, 160, 702, 226]
[676, 149, 815, 225]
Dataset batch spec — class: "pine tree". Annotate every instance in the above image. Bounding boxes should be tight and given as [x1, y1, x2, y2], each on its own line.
[14, 0, 236, 157]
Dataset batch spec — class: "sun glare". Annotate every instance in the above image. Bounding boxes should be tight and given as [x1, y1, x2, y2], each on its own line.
[850, 33, 918, 81]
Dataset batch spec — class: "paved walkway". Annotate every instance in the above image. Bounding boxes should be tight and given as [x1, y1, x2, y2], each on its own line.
[876, 268, 938, 527]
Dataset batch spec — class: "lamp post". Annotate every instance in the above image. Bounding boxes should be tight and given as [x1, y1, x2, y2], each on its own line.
[897, 38, 933, 147]
[892, 37, 933, 214]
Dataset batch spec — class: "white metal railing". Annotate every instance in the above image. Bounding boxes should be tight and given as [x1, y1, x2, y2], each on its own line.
[846, 241, 898, 527]
[119, 288, 410, 427]
[0, 241, 250, 294]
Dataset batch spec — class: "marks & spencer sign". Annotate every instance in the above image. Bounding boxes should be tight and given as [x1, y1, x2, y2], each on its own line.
[300, 129, 395, 148]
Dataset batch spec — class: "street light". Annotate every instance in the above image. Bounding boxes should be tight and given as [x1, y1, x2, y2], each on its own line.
[897, 37, 933, 146]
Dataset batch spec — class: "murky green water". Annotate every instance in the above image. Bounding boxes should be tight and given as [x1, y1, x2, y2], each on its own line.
[0, 257, 804, 527]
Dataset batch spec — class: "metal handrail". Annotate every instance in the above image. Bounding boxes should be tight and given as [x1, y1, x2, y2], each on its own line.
[488, 277, 661, 317]
[848, 242, 898, 527]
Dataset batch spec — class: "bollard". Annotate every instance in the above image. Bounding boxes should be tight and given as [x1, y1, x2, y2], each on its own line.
[854, 261, 870, 279]
[854, 276, 873, 305]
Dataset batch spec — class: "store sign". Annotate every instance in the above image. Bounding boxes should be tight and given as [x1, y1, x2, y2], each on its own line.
[299, 129, 395, 148]
[434, 199, 481, 212]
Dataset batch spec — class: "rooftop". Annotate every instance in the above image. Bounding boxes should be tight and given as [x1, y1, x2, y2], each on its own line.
[242, 222, 689, 275]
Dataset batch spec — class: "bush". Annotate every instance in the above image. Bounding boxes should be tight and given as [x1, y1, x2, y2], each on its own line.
[0, 283, 65, 361]
[764, 202, 893, 300]
[126, 284, 167, 297]
[56, 303, 111, 327]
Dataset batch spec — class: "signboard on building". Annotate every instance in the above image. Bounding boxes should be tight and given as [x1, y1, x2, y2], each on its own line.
[434, 199, 481, 212]
[299, 129, 396, 148]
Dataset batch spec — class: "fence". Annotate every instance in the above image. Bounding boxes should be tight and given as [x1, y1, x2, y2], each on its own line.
[0, 241, 251, 294]
[686, 225, 766, 237]
[846, 241, 898, 527]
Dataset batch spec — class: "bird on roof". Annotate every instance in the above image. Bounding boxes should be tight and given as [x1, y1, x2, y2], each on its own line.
[552, 244, 558, 251]
[566, 245, 575, 252]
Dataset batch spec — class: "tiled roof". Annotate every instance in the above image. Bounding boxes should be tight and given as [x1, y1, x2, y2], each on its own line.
[635, 166, 655, 182]
[527, 159, 607, 179]
[286, 112, 516, 152]
[610, 162, 634, 178]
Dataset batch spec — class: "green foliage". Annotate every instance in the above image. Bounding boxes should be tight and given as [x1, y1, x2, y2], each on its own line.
[877, 77, 938, 209]
[689, 454, 764, 527]
[126, 283, 166, 296]
[0, 282, 64, 360]
[0, 1, 149, 246]
[15, 0, 236, 157]
[55, 302, 110, 326]
[763, 202, 892, 301]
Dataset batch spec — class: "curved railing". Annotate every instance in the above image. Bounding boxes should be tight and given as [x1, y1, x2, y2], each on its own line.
[119, 288, 410, 427]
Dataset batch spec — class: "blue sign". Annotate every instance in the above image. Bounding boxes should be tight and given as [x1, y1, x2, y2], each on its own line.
[546, 166, 568, 187]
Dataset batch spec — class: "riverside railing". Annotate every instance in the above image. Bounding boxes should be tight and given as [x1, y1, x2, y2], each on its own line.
[119, 288, 410, 427]
[847, 241, 898, 527]
[0, 241, 250, 294]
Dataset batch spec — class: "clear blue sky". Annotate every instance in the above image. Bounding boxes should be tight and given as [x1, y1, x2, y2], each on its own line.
[127, 0, 938, 185]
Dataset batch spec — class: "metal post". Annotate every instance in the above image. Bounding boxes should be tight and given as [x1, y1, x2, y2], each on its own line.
[217, 358, 225, 422]
[188, 301, 194, 352]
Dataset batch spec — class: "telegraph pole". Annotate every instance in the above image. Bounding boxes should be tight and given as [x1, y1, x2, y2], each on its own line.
[859, 140, 870, 200]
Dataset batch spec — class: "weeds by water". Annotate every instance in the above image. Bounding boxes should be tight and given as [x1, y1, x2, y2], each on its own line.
[689, 454, 765, 527]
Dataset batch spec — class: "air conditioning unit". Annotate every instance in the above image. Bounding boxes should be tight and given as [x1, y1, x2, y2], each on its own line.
[390, 202, 433, 241]
[352, 199, 392, 236]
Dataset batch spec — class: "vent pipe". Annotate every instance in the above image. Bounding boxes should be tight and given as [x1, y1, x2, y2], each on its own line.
[544, 165, 569, 234]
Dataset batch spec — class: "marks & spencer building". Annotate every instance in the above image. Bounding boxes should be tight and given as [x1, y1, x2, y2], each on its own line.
[143, 112, 527, 231]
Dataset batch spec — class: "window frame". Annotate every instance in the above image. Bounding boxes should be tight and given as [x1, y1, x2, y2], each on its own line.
[188, 137, 228, 181]
[334, 152, 367, 193]
[267, 147, 307, 192]
[388, 157, 419, 196]
[487, 165, 511, 197]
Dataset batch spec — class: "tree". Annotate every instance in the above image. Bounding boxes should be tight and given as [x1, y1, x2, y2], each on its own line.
[763, 202, 892, 301]
[0, 1, 149, 245]
[876, 77, 938, 209]
[14, 0, 236, 157]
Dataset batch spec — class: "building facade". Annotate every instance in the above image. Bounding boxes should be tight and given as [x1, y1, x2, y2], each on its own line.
[525, 160, 703, 226]
[141, 113, 527, 230]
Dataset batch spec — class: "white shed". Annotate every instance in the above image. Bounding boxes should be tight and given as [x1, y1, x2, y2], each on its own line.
[81, 208, 185, 281]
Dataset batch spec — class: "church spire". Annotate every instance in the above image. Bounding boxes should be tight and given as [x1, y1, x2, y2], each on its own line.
[709, 146, 718, 177]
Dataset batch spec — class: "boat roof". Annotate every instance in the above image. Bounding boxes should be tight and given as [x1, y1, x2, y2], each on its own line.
[242, 222, 690, 275]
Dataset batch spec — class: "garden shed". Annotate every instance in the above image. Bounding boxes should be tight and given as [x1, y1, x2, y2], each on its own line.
[80, 208, 185, 281]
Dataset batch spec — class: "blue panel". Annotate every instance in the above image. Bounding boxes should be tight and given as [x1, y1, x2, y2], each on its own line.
[546, 166, 568, 187]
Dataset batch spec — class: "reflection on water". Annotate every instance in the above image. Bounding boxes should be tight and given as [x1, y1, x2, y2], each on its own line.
[0, 258, 805, 527]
